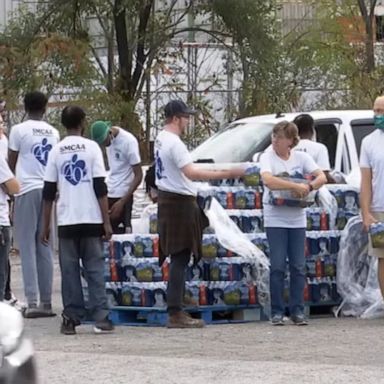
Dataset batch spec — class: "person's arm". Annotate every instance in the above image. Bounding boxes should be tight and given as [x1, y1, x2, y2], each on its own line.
[182, 163, 245, 181]
[2, 177, 19, 195]
[8, 127, 20, 174]
[308, 169, 327, 190]
[259, 151, 309, 195]
[109, 164, 143, 221]
[93, 177, 112, 240]
[360, 168, 376, 231]
[261, 172, 309, 195]
[0, 155, 19, 195]
[324, 171, 336, 184]
[359, 138, 376, 231]
[8, 150, 18, 174]
[92, 144, 112, 239]
[41, 182, 57, 246]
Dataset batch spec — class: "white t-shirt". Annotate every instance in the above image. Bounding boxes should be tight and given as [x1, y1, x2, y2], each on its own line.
[154, 130, 196, 196]
[295, 139, 330, 171]
[0, 135, 8, 160]
[0, 155, 14, 226]
[106, 128, 141, 198]
[260, 150, 319, 228]
[9, 120, 60, 195]
[360, 129, 384, 212]
[44, 136, 107, 226]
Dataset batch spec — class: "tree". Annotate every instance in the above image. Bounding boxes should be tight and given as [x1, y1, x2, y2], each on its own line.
[357, 0, 377, 72]
[6, 0, 224, 158]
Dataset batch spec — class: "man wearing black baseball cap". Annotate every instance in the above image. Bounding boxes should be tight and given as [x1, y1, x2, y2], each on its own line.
[164, 100, 195, 119]
[155, 99, 245, 328]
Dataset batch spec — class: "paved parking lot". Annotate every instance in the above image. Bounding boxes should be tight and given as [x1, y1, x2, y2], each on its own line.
[10, 257, 384, 384]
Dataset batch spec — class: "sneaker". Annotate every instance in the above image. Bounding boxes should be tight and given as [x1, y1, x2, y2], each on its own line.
[61, 314, 80, 335]
[271, 314, 285, 326]
[93, 317, 114, 334]
[291, 313, 308, 326]
[167, 311, 205, 329]
[23, 303, 56, 319]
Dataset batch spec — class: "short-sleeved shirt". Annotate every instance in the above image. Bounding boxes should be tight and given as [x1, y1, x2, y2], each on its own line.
[260, 150, 319, 228]
[44, 136, 107, 226]
[9, 120, 60, 195]
[106, 128, 141, 198]
[154, 130, 196, 196]
[295, 139, 330, 171]
[0, 155, 14, 226]
[360, 129, 384, 212]
[0, 135, 8, 160]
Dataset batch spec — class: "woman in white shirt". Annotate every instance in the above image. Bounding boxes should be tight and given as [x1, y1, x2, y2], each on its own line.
[260, 121, 326, 326]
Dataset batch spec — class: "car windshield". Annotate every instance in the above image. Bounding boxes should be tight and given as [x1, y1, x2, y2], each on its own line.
[191, 121, 274, 163]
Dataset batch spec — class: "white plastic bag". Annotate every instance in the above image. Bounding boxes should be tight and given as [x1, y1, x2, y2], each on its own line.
[134, 203, 157, 234]
[204, 197, 270, 308]
[336, 215, 384, 318]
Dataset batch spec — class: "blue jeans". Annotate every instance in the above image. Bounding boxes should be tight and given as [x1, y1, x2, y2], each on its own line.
[266, 227, 306, 317]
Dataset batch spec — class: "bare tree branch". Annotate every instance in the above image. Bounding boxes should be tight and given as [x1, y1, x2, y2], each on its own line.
[132, 0, 154, 96]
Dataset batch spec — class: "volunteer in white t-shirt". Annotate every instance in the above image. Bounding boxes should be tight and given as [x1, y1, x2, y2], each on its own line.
[293, 114, 335, 183]
[260, 121, 326, 326]
[8, 91, 59, 318]
[360, 96, 384, 300]
[0, 153, 19, 301]
[0, 113, 8, 160]
[0, 104, 23, 310]
[154, 99, 245, 329]
[41, 105, 114, 335]
[90, 121, 143, 234]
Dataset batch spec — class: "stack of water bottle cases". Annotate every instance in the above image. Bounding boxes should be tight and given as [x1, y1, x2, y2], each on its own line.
[103, 168, 360, 314]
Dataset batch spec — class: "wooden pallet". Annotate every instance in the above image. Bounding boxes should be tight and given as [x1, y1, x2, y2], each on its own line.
[108, 305, 268, 326]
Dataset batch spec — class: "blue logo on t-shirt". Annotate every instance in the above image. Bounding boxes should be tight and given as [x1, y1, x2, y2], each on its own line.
[62, 154, 87, 186]
[155, 150, 166, 180]
[32, 138, 52, 166]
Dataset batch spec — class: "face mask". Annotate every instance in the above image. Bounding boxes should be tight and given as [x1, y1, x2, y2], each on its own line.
[374, 115, 384, 131]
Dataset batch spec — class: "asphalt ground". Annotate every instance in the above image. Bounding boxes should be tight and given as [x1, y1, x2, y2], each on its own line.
[9, 256, 384, 384]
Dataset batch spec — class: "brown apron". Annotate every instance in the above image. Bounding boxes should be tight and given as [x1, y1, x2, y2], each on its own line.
[157, 190, 209, 266]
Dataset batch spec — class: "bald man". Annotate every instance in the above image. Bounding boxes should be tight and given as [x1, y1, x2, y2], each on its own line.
[360, 96, 384, 298]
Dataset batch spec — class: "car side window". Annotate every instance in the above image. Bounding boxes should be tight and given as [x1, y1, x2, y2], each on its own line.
[350, 119, 375, 158]
[314, 123, 339, 169]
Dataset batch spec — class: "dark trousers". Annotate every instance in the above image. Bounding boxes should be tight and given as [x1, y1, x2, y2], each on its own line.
[0, 227, 11, 301]
[167, 249, 190, 315]
[108, 196, 133, 234]
[4, 260, 11, 300]
[59, 237, 109, 322]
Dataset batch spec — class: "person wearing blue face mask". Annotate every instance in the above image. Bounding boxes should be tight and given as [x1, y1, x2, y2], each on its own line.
[360, 95, 384, 300]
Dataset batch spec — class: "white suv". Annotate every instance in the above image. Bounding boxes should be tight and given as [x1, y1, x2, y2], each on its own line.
[191, 110, 374, 186]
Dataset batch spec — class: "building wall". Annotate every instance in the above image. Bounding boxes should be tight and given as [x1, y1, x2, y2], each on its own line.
[0, 0, 39, 30]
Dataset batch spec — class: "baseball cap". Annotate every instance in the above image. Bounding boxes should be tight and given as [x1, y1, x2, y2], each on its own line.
[90, 121, 112, 144]
[164, 100, 195, 118]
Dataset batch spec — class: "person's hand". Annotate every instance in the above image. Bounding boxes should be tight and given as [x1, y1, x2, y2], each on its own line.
[109, 199, 125, 221]
[103, 222, 113, 241]
[292, 183, 310, 198]
[362, 212, 377, 232]
[41, 227, 50, 246]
